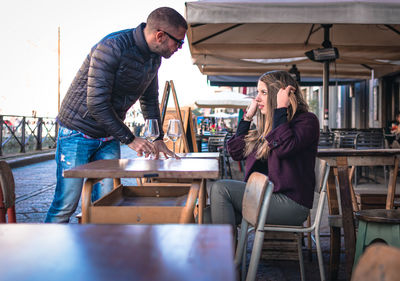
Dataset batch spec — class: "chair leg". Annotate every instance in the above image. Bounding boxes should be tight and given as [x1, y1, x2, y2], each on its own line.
[297, 233, 306, 281]
[315, 229, 326, 281]
[7, 206, 16, 223]
[235, 220, 249, 273]
[226, 156, 232, 179]
[0, 207, 6, 223]
[241, 240, 247, 281]
[246, 229, 266, 281]
[306, 215, 312, 261]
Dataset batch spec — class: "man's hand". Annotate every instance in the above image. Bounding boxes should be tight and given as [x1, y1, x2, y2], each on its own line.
[127, 137, 155, 157]
[153, 140, 180, 159]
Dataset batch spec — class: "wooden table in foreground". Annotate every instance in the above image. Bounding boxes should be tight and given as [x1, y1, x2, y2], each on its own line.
[317, 148, 400, 280]
[0, 224, 235, 281]
[64, 157, 219, 224]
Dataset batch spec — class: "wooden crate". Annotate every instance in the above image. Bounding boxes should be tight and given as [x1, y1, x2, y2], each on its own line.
[261, 232, 300, 261]
[85, 183, 198, 224]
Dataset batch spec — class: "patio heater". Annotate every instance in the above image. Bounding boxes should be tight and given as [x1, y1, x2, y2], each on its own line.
[288, 64, 301, 83]
[305, 24, 339, 132]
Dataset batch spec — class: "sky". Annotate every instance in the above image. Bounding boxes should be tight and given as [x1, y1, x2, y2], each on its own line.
[0, 0, 212, 117]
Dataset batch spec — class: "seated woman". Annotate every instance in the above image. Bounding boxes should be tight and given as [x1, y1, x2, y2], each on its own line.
[208, 70, 320, 235]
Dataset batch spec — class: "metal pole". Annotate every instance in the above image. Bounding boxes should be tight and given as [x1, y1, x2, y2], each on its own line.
[323, 61, 329, 132]
[322, 24, 332, 132]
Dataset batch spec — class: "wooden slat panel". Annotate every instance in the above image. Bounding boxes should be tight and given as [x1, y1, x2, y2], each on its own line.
[90, 206, 185, 224]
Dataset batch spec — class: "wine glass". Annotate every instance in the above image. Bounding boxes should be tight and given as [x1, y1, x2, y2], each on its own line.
[143, 119, 160, 148]
[167, 119, 182, 155]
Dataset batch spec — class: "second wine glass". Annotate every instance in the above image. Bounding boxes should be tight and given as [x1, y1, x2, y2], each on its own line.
[143, 119, 160, 143]
[167, 119, 182, 154]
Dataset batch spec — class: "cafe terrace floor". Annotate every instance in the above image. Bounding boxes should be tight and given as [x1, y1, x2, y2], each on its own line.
[11, 145, 400, 281]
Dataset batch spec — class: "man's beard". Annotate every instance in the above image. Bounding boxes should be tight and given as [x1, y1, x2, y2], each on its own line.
[153, 42, 173, 58]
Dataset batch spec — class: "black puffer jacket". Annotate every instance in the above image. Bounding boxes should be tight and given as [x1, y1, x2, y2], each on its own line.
[58, 23, 162, 144]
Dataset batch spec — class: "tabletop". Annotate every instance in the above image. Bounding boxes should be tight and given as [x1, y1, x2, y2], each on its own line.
[176, 152, 220, 159]
[0, 224, 235, 281]
[318, 148, 400, 157]
[63, 158, 219, 179]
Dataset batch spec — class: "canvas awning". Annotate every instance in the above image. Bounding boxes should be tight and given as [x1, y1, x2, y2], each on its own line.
[185, 0, 400, 79]
[195, 90, 252, 109]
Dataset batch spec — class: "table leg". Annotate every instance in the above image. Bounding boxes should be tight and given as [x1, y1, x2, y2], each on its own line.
[336, 156, 356, 280]
[113, 178, 121, 189]
[327, 168, 340, 280]
[81, 179, 94, 224]
[198, 179, 206, 224]
[180, 180, 200, 224]
[0, 189, 6, 223]
[386, 156, 399, 209]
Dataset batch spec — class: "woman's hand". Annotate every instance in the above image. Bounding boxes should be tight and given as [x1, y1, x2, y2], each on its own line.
[244, 99, 258, 121]
[277, 85, 296, 108]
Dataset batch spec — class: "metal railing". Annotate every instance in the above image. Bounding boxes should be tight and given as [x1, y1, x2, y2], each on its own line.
[0, 115, 58, 156]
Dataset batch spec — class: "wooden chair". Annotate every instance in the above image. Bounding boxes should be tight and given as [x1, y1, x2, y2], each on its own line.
[235, 159, 330, 281]
[234, 172, 273, 281]
[352, 243, 400, 281]
[0, 161, 16, 223]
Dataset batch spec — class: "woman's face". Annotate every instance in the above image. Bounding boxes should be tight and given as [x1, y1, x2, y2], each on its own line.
[255, 80, 269, 115]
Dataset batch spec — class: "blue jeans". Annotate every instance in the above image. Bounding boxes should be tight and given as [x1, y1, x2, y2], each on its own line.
[45, 126, 120, 223]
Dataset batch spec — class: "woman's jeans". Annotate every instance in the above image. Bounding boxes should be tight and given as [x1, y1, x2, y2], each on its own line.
[209, 179, 309, 232]
[45, 126, 120, 223]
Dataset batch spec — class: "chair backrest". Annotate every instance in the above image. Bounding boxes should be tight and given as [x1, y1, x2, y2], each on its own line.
[242, 172, 270, 227]
[223, 132, 233, 157]
[355, 131, 384, 149]
[314, 158, 329, 193]
[0, 160, 16, 209]
[311, 158, 330, 230]
[318, 131, 335, 148]
[208, 136, 225, 152]
[338, 131, 357, 148]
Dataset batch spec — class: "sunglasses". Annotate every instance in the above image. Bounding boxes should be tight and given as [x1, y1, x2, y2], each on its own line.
[158, 30, 184, 48]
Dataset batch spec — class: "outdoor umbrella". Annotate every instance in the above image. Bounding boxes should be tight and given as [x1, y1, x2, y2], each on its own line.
[195, 91, 253, 109]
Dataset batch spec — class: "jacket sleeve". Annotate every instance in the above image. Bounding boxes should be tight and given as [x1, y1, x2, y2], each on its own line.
[139, 76, 164, 140]
[87, 39, 135, 144]
[265, 112, 320, 158]
[226, 119, 251, 161]
[266, 113, 319, 158]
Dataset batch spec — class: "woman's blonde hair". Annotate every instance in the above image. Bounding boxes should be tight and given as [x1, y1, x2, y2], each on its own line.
[244, 70, 309, 159]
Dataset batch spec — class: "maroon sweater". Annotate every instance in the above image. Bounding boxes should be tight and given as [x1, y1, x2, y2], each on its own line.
[227, 111, 320, 209]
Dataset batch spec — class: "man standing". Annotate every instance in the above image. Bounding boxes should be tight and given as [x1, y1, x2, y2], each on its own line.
[46, 7, 187, 223]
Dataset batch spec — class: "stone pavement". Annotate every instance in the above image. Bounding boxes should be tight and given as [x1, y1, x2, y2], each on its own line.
[11, 146, 398, 280]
